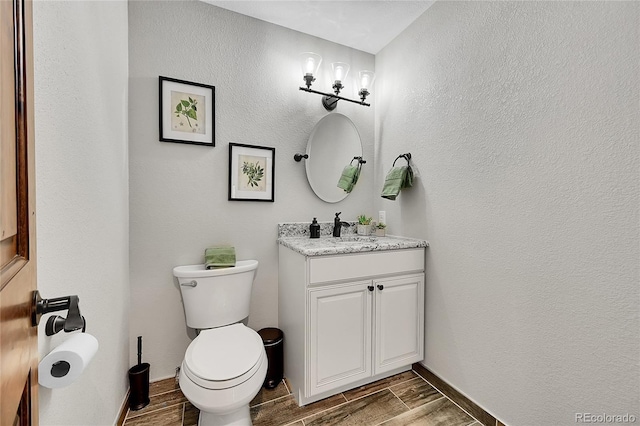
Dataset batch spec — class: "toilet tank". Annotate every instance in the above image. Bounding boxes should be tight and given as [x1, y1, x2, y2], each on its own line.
[173, 260, 258, 329]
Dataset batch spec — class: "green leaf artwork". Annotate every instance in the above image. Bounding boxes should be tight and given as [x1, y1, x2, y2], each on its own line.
[242, 161, 264, 187]
[174, 97, 198, 128]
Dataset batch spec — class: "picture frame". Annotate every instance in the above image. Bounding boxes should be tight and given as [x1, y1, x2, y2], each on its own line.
[159, 76, 215, 146]
[228, 143, 275, 202]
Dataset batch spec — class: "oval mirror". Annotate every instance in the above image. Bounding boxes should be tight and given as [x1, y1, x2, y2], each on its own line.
[305, 113, 363, 203]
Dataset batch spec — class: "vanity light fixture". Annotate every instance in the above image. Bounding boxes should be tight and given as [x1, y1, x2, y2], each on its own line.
[300, 52, 322, 89]
[330, 62, 350, 95]
[298, 52, 374, 111]
[358, 70, 376, 102]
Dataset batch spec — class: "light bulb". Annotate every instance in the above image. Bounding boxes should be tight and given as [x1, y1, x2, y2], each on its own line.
[331, 62, 350, 84]
[358, 70, 376, 102]
[305, 58, 315, 74]
[300, 52, 322, 77]
[359, 70, 375, 90]
[300, 52, 322, 89]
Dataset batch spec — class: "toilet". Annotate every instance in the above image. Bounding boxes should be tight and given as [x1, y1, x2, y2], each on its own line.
[173, 260, 267, 426]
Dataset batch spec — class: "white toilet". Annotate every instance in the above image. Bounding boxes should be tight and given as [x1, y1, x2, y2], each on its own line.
[173, 260, 267, 426]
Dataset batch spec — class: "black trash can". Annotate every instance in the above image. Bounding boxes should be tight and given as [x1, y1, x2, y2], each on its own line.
[258, 327, 284, 389]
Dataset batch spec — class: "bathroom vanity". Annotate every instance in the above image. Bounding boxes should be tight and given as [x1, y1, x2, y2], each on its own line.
[277, 225, 428, 406]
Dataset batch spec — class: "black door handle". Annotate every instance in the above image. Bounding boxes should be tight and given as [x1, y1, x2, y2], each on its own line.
[368, 285, 374, 292]
[377, 284, 384, 291]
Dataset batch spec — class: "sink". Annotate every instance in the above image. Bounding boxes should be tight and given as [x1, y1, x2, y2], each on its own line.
[334, 236, 378, 244]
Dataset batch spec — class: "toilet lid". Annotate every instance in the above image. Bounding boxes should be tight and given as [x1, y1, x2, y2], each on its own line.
[184, 323, 263, 382]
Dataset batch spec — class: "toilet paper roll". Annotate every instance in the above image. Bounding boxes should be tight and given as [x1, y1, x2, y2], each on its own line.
[38, 333, 99, 389]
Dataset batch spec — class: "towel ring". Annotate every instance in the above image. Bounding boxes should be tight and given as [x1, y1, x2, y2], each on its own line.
[392, 153, 411, 167]
[349, 156, 365, 175]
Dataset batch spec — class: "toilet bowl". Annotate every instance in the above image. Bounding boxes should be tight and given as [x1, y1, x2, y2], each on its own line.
[179, 324, 267, 425]
[174, 260, 266, 426]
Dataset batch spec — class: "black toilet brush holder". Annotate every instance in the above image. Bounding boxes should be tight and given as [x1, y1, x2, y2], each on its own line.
[128, 336, 150, 410]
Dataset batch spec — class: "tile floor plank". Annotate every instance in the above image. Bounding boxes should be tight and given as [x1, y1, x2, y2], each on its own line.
[304, 390, 409, 426]
[342, 371, 418, 401]
[127, 374, 486, 426]
[123, 405, 183, 426]
[379, 397, 474, 426]
[183, 402, 199, 426]
[250, 394, 346, 426]
[390, 377, 442, 409]
[251, 381, 291, 407]
[412, 364, 495, 426]
[125, 389, 187, 419]
[149, 377, 180, 396]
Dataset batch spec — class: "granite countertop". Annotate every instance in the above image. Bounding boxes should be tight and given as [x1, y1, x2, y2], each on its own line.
[277, 234, 429, 256]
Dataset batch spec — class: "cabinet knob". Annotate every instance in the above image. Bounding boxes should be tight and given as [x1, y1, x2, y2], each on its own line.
[377, 284, 384, 291]
[367, 285, 374, 292]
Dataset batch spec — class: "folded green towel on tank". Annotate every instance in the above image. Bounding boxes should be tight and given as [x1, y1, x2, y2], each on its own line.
[337, 165, 360, 193]
[205, 246, 236, 269]
[381, 165, 413, 200]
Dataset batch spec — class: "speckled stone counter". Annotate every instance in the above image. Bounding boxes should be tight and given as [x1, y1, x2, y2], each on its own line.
[277, 222, 428, 256]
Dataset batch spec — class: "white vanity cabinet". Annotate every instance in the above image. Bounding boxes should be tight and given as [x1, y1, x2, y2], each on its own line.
[278, 245, 425, 406]
[373, 274, 425, 375]
[308, 280, 372, 396]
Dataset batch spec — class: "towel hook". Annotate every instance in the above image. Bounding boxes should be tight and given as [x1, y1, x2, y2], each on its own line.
[392, 153, 411, 167]
[294, 153, 309, 162]
[351, 156, 366, 165]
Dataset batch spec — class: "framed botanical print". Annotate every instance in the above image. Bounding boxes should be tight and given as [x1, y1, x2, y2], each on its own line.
[159, 76, 215, 146]
[228, 143, 275, 202]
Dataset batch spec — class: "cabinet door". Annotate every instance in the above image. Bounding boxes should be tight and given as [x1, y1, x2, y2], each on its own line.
[374, 274, 424, 375]
[307, 281, 372, 397]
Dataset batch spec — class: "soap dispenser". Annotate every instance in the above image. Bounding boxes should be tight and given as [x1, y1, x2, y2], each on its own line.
[310, 218, 320, 239]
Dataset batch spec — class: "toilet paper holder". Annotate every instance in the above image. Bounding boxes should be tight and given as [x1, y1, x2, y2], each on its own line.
[32, 291, 87, 336]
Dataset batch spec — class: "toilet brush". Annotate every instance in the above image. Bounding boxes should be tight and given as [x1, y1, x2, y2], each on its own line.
[128, 335, 150, 410]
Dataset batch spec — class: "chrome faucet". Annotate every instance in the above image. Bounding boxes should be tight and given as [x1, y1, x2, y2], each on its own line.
[333, 212, 350, 237]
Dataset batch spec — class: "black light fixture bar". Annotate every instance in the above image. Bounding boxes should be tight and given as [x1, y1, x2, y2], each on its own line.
[299, 87, 370, 108]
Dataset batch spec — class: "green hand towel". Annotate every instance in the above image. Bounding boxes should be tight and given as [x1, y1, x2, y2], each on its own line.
[381, 166, 413, 200]
[403, 165, 414, 189]
[205, 246, 236, 269]
[337, 165, 360, 193]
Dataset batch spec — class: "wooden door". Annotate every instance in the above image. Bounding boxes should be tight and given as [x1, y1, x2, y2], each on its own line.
[307, 281, 372, 397]
[0, 0, 38, 424]
[374, 274, 424, 375]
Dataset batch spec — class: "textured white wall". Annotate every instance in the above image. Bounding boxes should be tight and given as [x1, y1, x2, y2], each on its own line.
[33, 1, 130, 425]
[31, 1, 638, 424]
[375, 2, 639, 425]
[128, 0, 375, 380]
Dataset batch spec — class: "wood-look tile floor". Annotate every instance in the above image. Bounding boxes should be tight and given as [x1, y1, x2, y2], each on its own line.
[122, 370, 481, 426]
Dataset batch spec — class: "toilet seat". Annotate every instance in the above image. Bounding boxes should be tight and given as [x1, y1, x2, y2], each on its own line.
[183, 323, 265, 390]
